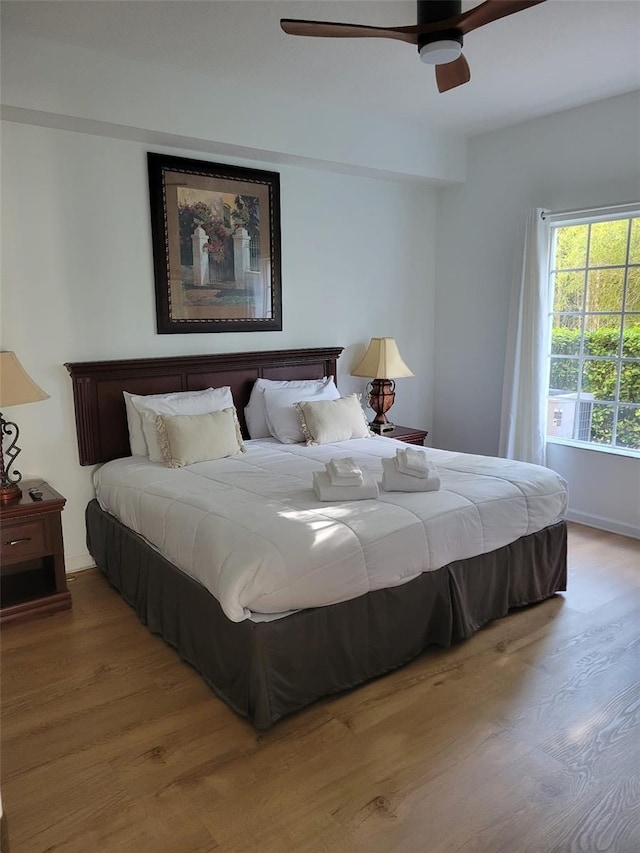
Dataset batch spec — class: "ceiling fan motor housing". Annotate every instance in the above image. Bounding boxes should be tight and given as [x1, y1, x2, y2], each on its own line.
[417, 0, 463, 62]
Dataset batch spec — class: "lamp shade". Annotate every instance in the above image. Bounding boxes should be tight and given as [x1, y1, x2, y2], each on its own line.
[352, 338, 414, 380]
[0, 352, 49, 407]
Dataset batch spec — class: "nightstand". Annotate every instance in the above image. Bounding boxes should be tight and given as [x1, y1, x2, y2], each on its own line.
[378, 425, 428, 446]
[0, 480, 72, 626]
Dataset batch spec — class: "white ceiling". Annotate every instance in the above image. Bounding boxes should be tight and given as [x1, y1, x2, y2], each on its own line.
[2, 0, 640, 137]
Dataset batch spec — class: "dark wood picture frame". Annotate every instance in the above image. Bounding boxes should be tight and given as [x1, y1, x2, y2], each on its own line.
[148, 153, 282, 334]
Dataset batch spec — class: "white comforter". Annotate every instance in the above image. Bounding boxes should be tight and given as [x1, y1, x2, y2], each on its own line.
[93, 437, 567, 622]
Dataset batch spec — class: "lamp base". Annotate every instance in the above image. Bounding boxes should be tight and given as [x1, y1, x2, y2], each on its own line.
[368, 378, 396, 434]
[370, 421, 395, 434]
[0, 482, 22, 504]
[1, 410, 24, 503]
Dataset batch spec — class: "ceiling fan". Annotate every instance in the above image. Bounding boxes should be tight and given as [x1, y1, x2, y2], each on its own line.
[281, 0, 547, 93]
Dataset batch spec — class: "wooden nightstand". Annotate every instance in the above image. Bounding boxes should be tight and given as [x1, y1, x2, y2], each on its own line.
[378, 425, 429, 446]
[0, 480, 71, 626]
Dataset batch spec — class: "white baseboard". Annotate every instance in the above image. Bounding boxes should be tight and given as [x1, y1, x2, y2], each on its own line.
[565, 509, 640, 540]
[66, 552, 96, 573]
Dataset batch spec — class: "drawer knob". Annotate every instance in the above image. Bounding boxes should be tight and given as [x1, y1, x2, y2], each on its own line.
[5, 537, 32, 546]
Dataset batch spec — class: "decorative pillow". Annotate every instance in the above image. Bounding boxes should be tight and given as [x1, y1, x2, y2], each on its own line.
[262, 383, 341, 444]
[157, 408, 245, 468]
[295, 394, 372, 446]
[131, 386, 234, 462]
[244, 377, 337, 439]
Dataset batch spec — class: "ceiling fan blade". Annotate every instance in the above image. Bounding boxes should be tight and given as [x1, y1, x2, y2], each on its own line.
[457, 0, 547, 35]
[435, 54, 471, 93]
[280, 19, 419, 45]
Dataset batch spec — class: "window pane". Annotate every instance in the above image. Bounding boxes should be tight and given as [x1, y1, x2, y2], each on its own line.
[588, 219, 629, 267]
[582, 359, 617, 401]
[619, 361, 640, 403]
[586, 268, 624, 312]
[554, 225, 588, 270]
[549, 214, 640, 453]
[622, 314, 640, 358]
[625, 266, 640, 311]
[584, 317, 621, 353]
[547, 394, 592, 440]
[552, 271, 585, 311]
[551, 315, 582, 354]
[629, 218, 640, 264]
[549, 358, 579, 394]
[615, 405, 640, 450]
[589, 404, 614, 445]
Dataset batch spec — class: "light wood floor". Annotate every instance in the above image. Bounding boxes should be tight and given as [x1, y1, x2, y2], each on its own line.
[2, 523, 639, 853]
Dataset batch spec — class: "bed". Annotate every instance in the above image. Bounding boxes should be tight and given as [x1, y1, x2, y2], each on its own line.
[66, 347, 567, 729]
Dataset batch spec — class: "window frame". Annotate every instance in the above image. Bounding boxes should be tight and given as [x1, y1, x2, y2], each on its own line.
[545, 205, 640, 458]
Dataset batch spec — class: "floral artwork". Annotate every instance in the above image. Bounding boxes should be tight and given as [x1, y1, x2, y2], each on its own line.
[148, 154, 282, 333]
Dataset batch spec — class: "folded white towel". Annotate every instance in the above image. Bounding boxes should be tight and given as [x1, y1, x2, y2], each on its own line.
[381, 457, 441, 492]
[395, 447, 431, 478]
[326, 457, 364, 487]
[313, 470, 379, 502]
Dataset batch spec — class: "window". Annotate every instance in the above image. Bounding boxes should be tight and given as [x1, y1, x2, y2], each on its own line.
[546, 210, 640, 453]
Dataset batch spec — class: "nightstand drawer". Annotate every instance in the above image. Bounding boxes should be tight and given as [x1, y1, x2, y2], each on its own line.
[1, 518, 47, 564]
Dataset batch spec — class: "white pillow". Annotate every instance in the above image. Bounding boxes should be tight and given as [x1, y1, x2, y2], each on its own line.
[157, 408, 245, 468]
[123, 390, 171, 456]
[295, 394, 372, 445]
[244, 376, 336, 439]
[132, 386, 234, 462]
[262, 383, 341, 444]
[124, 388, 225, 456]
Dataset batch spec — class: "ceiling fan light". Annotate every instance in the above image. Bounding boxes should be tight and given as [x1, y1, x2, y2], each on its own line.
[419, 40, 462, 66]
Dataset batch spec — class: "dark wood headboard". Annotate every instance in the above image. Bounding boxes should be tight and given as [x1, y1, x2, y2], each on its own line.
[65, 347, 343, 465]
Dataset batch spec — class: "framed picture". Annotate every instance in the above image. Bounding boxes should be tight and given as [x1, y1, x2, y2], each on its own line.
[148, 153, 282, 333]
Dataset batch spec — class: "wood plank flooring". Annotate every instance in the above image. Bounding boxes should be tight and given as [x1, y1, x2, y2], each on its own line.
[1, 523, 639, 852]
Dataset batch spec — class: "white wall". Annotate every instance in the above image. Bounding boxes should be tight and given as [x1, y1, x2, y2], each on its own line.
[1, 29, 466, 185]
[1, 120, 437, 568]
[435, 91, 640, 538]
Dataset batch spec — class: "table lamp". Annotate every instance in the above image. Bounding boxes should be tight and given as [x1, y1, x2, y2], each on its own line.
[0, 352, 50, 503]
[352, 337, 413, 433]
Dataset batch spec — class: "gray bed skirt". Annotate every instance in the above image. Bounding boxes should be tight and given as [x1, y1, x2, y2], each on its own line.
[86, 500, 567, 729]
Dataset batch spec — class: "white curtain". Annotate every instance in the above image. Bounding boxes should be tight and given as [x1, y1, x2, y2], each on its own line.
[499, 208, 551, 466]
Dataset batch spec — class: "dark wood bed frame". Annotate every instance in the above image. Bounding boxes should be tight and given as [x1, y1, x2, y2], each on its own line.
[65, 347, 567, 729]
